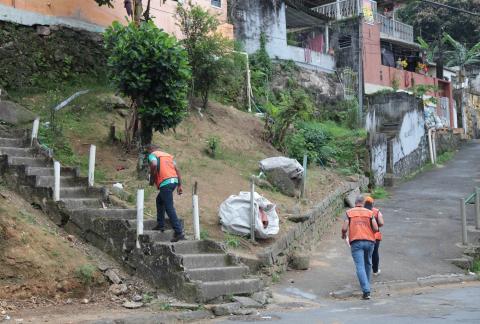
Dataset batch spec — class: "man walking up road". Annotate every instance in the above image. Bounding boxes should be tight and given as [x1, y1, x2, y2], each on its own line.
[146, 145, 185, 242]
[342, 195, 378, 299]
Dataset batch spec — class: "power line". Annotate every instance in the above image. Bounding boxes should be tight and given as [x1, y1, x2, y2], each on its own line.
[421, 0, 480, 17]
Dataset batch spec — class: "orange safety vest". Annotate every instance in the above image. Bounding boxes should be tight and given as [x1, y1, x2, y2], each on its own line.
[346, 207, 376, 243]
[152, 151, 177, 189]
[372, 208, 383, 241]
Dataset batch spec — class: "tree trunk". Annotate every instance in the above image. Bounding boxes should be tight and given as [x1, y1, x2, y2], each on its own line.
[133, 0, 143, 25]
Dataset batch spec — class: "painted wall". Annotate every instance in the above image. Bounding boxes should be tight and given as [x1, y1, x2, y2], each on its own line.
[366, 92, 429, 184]
[233, 0, 334, 72]
[0, 0, 232, 37]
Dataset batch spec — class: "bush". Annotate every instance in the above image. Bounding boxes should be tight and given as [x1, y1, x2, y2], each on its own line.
[75, 264, 97, 286]
[206, 136, 221, 158]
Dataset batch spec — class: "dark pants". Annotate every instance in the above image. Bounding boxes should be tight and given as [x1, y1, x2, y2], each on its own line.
[372, 240, 381, 273]
[156, 183, 183, 235]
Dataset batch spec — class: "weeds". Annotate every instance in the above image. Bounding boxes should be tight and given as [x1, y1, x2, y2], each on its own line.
[224, 234, 240, 248]
[271, 272, 280, 283]
[371, 187, 390, 200]
[436, 151, 454, 165]
[200, 229, 210, 240]
[142, 292, 154, 304]
[472, 258, 480, 273]
[75, 264, 96, 286]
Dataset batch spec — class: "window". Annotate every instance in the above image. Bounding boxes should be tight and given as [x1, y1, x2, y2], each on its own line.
[211, 0, 221, 8]
[339, 35, 352, 49]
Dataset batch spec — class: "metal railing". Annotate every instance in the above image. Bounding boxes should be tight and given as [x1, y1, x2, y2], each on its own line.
[375, 13, 414, 43]
[312, 0, 377, 21]
[460, 188, 480, 246]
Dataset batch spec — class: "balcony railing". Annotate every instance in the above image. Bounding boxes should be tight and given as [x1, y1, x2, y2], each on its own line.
[375, 13, 414, 44]
[311, 0, 377, 21]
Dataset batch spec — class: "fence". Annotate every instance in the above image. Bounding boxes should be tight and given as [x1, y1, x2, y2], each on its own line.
[312, 0, 377, 21]
[375, 13, 414, 44]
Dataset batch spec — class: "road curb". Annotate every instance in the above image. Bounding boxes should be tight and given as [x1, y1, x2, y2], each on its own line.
[330, 273, 479, 299]
[80, 309, 213, 324]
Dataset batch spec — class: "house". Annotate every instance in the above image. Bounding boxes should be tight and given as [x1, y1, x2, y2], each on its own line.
[0, 0, 233, 38]
[232, 0, 336, 72]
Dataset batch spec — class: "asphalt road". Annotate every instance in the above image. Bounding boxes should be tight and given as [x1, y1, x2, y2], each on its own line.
[216, 283, 480, 324]
[274, 141, 480, 300]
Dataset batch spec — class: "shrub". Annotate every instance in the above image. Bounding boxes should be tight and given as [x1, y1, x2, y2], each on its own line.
[224, 234, 241, 248]
[75, 264, 96, 286]
[206, 136, 221, 158]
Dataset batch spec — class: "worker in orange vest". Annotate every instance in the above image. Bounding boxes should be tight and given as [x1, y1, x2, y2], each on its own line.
[364, 196, 384, 276]
[341, 195, 379, 300]
[146, 144, 185, 242]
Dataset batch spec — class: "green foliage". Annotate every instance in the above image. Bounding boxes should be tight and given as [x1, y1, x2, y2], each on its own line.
[398, 0, 480, 49]
[249, 33, 273, 107]
[437, 151, 455, 165]
[316, 99, 359, 129]
[104, 21, 190, 144]
[443, 32, 480, 68]
[206, 136, 221, 158]
[285, 121, 367, 173]
[417, 36, 440, 63]
[472, 258, 480, 273]
[142, 292, 154, 304]
[177, 2, 232, 108]
[408, 84, 439, 98]
[200, 229, 210, 240]
[224, 234, 241, 248]
[214, 47, 248, 108]
[371, 187, 390, 200]
[75, 264, 96, 286]
[271, 272, 280, 283]
[391, 78, 400, 91]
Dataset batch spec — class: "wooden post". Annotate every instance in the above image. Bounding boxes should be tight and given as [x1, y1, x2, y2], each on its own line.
[88, 145, 96, 187]
[250, 176, 256, 242]
[461, 198, 467, 246]
[302, 154, 308, 198]
[31, 117, 40, 147]
[136, 189, 144, 249]
[54, 161, 60, 202]
[192, 182, 200, 240]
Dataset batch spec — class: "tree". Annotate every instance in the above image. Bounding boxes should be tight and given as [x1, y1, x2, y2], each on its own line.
[176, 1, 232, 109]
[104, 21, 191, 147]
[443, 33, 480, 70]
[398, 0, 480, 46]
[94, 0, 164, 24]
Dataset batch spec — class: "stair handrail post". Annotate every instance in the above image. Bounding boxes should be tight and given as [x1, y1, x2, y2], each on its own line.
[136, 189, 144, 249]
[475, 187, 480, 230]
[301, 154, 308, 198]
[54, 161, 61, 202]
[192, 181, 200, 240]
[461, 198, 468, 246]
[31, 117, 40, 147]
[250, 175, 256, 243]
[88, 144, 96, 187]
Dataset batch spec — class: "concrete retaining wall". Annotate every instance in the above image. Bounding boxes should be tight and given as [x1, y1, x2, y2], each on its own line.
[249, 177, 369, 273]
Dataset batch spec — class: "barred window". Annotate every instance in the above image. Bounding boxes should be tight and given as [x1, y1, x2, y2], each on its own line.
[211, 0, 221, 8]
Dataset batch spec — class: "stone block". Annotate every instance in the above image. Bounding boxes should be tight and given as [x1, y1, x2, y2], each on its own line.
[290, 253, 310, 270]
[212, 302, 241, 316]
[0, 101, 35, 125]
[232, 296, 262, 308]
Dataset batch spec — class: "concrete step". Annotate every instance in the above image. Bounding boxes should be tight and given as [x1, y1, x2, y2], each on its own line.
[0, 147, 33, 157]
[70, 208, 137, 219]
[35, 175, 85, 188]
[8, 156, 48, 167]
[26, 166, 76, 177]
[59, 187, 104, 199]
[187, 266, 249, 282]
[181, 254, 230, 269]
[198, 278, 263, 302]
[60, 198, 103, 209]
[142, 230, 175, 242]
[171, 240, 224, 254]
[0, 137, 24, 147]
[128, 219, 158, 231]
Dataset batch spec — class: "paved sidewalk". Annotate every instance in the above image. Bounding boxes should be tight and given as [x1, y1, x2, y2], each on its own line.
[275, 142, 480, 301]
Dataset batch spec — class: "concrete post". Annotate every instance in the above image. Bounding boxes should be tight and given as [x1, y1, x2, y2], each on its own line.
[136, 189, 144, 249]
[192, 182, 200, 240]
[461, 198, 467, 245]
[475, 187, 480, 230]
[432, 130, 437, 163]
[301, 154, 308, 198]
[88, 145, 96, 187]
[31, 117, 40, 147]
[325, 24, 330, 53]
[246, 57, 252, 113]
[250, 176, 255, 243]
[54, 161, 60, 202]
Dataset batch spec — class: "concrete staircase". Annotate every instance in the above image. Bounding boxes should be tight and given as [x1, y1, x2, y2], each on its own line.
[0, 128, 262, 303]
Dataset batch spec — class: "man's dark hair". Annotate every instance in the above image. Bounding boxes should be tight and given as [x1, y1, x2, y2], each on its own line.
[145, 144, 158, 153]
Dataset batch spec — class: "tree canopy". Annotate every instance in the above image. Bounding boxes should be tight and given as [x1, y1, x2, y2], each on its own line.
[397, 0, 480, 47]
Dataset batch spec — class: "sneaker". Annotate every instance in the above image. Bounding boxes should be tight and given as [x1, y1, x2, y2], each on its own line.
[373, 269, 381, 276]
[171, 233, 185, 242]
[362, 292, 371, 300]
[152, 224, 164, 232]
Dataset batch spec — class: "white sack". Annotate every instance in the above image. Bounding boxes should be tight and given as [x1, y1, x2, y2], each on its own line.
[259, 157, 304, 180]
[219, 192, 279, 239]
